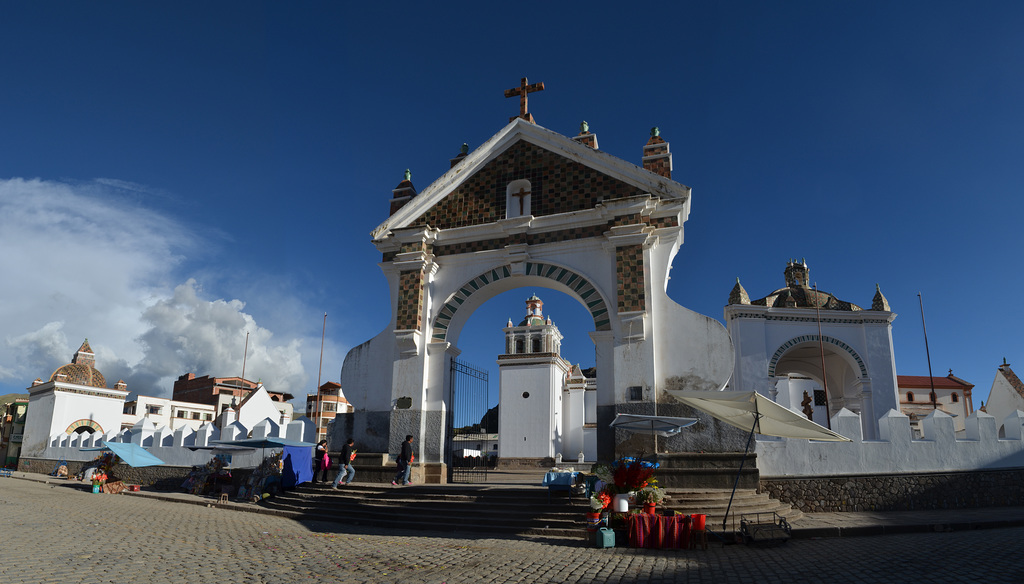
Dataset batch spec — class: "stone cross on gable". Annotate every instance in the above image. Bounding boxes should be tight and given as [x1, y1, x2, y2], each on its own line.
[511, 186, 531, 215]
[504, 77, 545, 123]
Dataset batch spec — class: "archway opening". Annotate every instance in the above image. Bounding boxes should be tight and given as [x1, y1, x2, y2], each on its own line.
[446, 286, 598, 467]
[772, 341, 863, 428]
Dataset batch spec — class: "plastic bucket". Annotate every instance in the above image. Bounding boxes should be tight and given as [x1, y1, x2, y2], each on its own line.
[91, 485, 100, 494]
[586, 512, 602, 531]
[691, 514, 706, 530]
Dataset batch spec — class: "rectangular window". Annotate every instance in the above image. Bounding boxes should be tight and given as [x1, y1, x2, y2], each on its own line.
[192, 412, 201, 420]
[813, 390, 827, 406]
[627, 386, 643, 402]
[204, 414, 213, 421]
[177, 411, 186, 418]
[147, 405, 163, 415]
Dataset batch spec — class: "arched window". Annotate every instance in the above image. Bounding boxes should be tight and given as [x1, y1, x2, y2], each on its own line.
[907, 392, 915, 402]
[951, 393, 959, 403]
[515, 339, 524, 354]
[532, 338, 542, 353]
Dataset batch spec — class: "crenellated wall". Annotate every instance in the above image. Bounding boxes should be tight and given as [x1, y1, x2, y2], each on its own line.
[20, 416, 316, 471]
[756, 407, 1024, 478]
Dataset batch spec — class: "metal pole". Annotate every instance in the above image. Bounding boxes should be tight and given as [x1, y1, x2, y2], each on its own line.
[724, 411, 760, 532]
[315, 313, 327, 440]
[813, 283, 832, 429]
[918, 294, 937, 409]
[241, 331, 249, 381]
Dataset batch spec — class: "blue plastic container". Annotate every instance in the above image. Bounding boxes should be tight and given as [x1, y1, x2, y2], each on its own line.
[595, 527, 615, 548]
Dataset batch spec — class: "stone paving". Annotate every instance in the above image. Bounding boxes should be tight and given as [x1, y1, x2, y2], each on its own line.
[2, 477, 1022, 584]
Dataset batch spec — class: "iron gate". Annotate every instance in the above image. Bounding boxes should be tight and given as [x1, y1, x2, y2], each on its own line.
[447, 358, 492, 483]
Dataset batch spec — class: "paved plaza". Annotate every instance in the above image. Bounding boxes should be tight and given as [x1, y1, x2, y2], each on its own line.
[1, 477, 1021, 584]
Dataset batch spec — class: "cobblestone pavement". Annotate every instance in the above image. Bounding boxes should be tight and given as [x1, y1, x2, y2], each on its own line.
[2, 479, 1020, 584]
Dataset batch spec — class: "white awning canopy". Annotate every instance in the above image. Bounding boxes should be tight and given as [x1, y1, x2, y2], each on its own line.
[666, 390, 851, 442]
[609, 414, 698, 437]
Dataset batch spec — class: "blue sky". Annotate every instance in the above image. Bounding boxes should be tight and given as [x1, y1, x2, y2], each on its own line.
[0, 2, 1021, 411]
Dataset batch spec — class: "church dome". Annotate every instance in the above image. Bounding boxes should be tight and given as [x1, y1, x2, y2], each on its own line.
[49, 339, 108, 388]
[736, 260, 863, 311]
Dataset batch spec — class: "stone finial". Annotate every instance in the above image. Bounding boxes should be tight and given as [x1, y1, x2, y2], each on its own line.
[572, 121, 598, 149]
[871, 283, 891, 311]
[391, 169, 418, 214]
[451, 143, 470, 168]
[643, 127, 671, 178]
[729, 277, 750, 305]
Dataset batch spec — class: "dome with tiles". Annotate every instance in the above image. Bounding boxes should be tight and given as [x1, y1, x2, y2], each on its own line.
[49, 339, 107, 388]
[730, 260, 863, 312]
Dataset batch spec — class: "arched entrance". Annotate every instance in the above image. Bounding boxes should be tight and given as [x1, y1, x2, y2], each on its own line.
[337, 117, 733, 480]
[769, 335, 874, 434]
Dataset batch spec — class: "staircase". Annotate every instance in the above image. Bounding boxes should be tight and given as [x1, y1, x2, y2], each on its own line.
[258, 482, 802, 539]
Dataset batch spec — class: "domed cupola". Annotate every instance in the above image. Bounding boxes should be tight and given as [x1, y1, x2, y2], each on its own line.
[742, 259, 863, 311]
[49, 339, 107, 388]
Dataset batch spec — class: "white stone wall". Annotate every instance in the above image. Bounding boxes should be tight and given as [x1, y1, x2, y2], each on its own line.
[756, 407, 1024, 477]
[38, 416, 316, 468]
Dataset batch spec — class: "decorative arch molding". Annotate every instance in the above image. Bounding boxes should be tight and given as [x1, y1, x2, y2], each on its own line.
[431, 261, 611, 342]
[66, 419, 103, 434]
[768, 335, 868, 378]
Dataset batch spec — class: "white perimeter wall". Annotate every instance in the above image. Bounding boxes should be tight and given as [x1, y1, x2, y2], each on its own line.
[757, 407, 1024, 477]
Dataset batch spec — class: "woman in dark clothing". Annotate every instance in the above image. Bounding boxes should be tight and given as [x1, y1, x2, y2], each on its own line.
[314, 440, 330, 482]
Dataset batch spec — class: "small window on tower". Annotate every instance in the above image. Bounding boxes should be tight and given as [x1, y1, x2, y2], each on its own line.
[907, 392, 915, 402]
[627, 386, 643, 402]
[951, 393, 959, 403]
[515, 339, 524, 354]
[532, 338, 542, 353]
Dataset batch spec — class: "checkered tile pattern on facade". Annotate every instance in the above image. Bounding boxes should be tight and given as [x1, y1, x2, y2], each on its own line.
[431, 261, 611, 341]
[616, 244, 646, 312]
[412, 141, 645, 230]
[397, 269, 425, 330]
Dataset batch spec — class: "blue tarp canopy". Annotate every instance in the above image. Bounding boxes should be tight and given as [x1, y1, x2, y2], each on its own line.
[81, 441, 165, 467]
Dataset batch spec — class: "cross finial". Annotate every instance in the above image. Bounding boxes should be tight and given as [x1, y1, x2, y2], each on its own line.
[504, 77, 545, 123]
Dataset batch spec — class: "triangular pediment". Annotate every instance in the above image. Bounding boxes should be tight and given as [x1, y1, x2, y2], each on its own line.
[372, 118, 689, 240]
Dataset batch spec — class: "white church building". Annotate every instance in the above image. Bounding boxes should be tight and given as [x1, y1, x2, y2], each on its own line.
[497, 294, 597, 462]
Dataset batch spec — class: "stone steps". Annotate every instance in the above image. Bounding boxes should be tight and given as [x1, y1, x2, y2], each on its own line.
[259, 483, 801, 539]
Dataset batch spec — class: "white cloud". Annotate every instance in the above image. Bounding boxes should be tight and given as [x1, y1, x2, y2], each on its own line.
[0, 178, 308, 398]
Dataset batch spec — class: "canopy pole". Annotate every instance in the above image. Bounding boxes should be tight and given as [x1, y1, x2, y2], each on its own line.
[724, 406, 760, 532]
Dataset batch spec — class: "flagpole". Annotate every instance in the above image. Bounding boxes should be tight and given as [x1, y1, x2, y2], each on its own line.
[241, 331, 249, 381]
[918, 294, 937, 409]
[813, 283, 832, 429]
[315, 313, 327, 441]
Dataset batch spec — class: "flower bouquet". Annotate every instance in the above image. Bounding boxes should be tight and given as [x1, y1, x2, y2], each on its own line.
[607, 456, 659, 493]
[590, 491, 611, 511]
[633, 485, 665, 505]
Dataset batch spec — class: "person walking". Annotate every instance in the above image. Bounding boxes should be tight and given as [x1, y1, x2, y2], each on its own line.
[314, 440, 330, 483]
[332, 438, 356, 488]
[392, 434, 414, 486]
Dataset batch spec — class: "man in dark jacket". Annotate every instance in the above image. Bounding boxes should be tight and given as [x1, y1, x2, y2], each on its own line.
[392, 434, 414, 485]
[332, 438, 356, 488]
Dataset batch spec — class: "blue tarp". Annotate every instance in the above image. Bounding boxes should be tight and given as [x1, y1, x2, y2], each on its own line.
[81, 441, 164, 467]
[280, 445, 314, 488]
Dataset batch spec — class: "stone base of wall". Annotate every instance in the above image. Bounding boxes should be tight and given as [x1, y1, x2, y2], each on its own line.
[18, 457, 254, 491]
[762, 468, 1024, 513]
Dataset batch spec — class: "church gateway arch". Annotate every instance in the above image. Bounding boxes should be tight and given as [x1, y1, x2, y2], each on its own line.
[337, 94, 733, 481]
